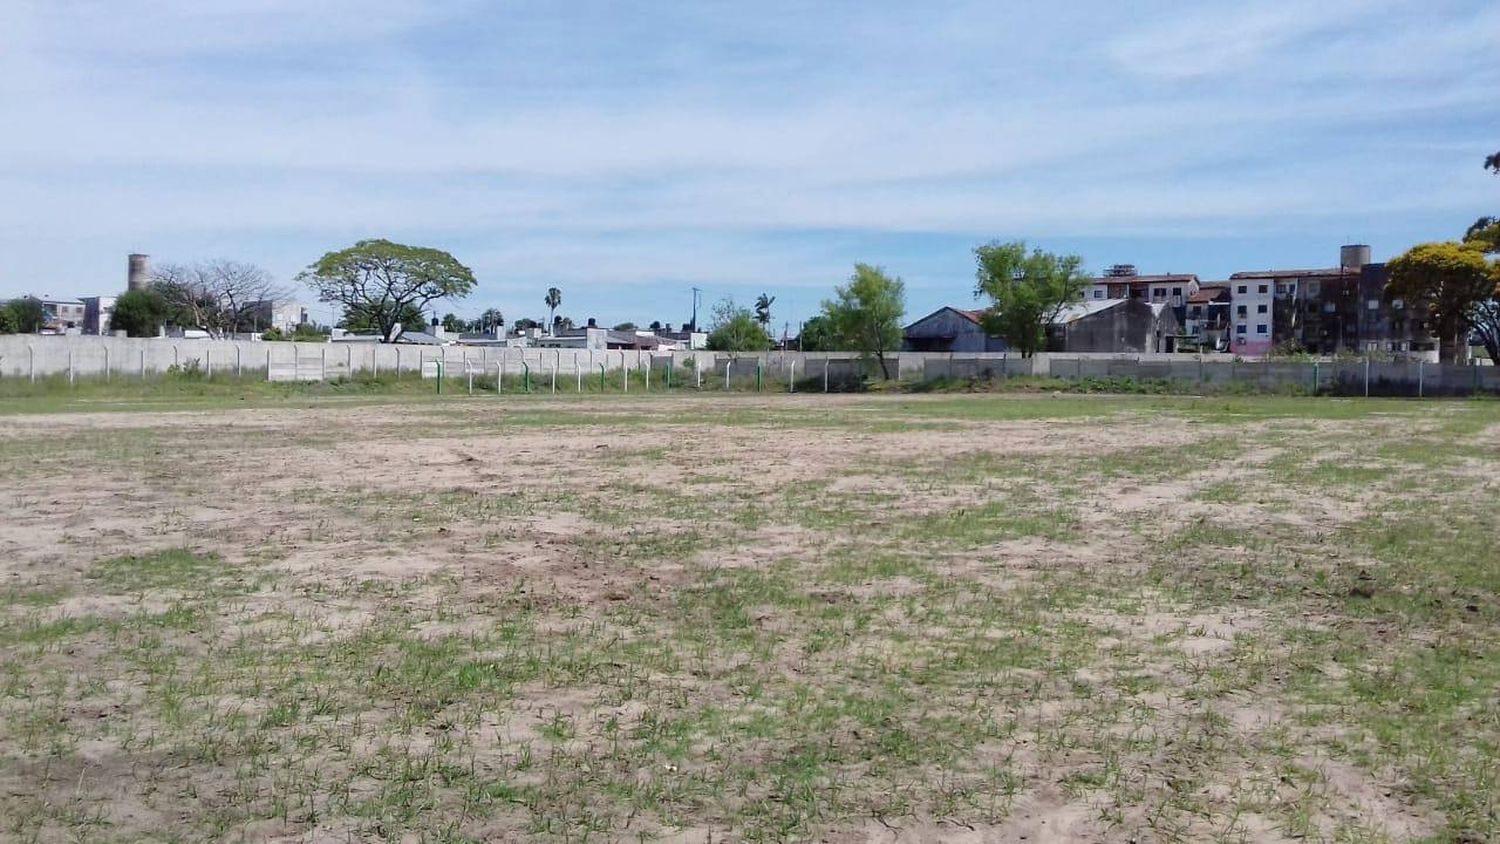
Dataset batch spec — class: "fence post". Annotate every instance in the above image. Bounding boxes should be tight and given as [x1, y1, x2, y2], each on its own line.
[554, 350, 561, 394]
[789, 358, 796, 393]
[643, 357, 650, 392]
[437, 360, 444, 394]
[104, 346, 111, 382]
[499, 356, 506, 393]
[725, 359, 732, 390]
[522, 361, 531, 393]
[576, 359, 582, 392]
[68, 349, 74, 385]
[755, 361, 763, 392]
[373, 346, 379, 378]
[205, 347, 212, 379]
[468, 365, 473, 395]
[174, 345, 180, 368]
[28, 344, 34, 383]
[623, 363, 629, 392]
[321, 346, 327, 381]
[1312, 361, 1319, 395]
[266, 347, 273, 381]
[824, 358, 830, 393]
[396, 346, 402, 379]
[599, 363, 606, 391]
[346, 344, 353, 377]
[1364, 357, 1370, 398]
[236, 346, 242, 378]
[695, 356, 703, 388]
[1417, 360, 1424, 398]
[140, 348, 145, 378]
[1197, 352, 1204, 386]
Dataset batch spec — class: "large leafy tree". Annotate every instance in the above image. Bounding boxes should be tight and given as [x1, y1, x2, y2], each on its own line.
[821, 264, 906, 378]
[797, 314, 838, 351]
[706, 299, 772, 352]
[110, 289, 170, 337]
[341, 301, 426, 335]
[973, 241, 1089, 358]
[1385, 242, 1497, 364]
[299, 240, 476, 342]
[2, 297, 45, 333]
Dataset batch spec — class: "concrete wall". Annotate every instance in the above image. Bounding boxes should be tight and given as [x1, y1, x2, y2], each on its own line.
[3, 335, 1496, 396]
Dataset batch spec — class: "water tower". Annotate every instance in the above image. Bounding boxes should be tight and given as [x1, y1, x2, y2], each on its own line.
[1340, 244, 1371, 270]
[127, 253, 151, 291]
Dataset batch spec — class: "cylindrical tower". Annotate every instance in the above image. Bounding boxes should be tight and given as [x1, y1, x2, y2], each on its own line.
[1340, 244, 1371, 270]
[127, 253, 150, 291]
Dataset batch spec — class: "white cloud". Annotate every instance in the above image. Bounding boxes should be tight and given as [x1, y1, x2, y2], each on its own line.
[0, 0, 1495, 315]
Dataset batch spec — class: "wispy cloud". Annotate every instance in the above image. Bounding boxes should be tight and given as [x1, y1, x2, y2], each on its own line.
[0, 0, 1495, 325]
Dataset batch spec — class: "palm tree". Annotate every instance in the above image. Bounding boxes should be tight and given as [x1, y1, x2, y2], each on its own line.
[544, 287, 562, 334]
[754, 293, 775, 327]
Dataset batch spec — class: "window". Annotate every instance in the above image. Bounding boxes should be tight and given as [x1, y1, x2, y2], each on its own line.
[1257, 304, 1267, 314]
[1236, 325, 1246, 335]
[1237, 305, 1247, 316]
[1276, 283, 1286, 294]
[1258, 284, 1268, 294]
[1256, 324, 1268, 334]
[1237, 285, 1247, 295]
[1093, 289, 1103, 299]
[1172, 287, 1182, 296]
[1367, 299, 1379, 310]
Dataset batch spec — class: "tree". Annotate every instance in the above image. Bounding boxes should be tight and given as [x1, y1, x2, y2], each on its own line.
[341, 301, 425, 334]
[613, 322, 637, 331]
[1465, 217, 1499, 254]
[479, 308, 504, 335]
[544, 287, 562, 332]
[2, 297, 44, 333]
[1385, 241, 1497, 364]
[2, 296, 44, 334]
[705, 299, 772, 352]
[298, 240, 476, 343]
[973, 241, 1089, 358]
[513, 317, 539, 332]
[1487, 151, 1500, 174]
[754, 293, 776, 327]
[441, 312, 467, 333]
[110, 288, 170, 337]
[797, 315, 836, 351]
[152, 260, 285, 337]
[821, 264, 906, 378]
[554, 315, 576, 332]
[649, 320, 663, 332]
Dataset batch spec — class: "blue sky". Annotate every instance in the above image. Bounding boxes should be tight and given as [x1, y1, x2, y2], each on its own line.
[1, 0, 1496, 330]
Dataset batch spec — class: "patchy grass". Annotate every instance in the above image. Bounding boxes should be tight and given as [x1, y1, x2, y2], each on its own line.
[0, 393, 1496, 842]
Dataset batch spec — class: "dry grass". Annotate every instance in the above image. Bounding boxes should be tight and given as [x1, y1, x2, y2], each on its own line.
[1, 394, 1496, 843]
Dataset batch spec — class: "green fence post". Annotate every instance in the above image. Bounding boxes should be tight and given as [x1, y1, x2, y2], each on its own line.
[756, 361, 763, 392]
[436, 360, 444, 394]
[666, 362, 673, 390]
[599, 364, 606, 391]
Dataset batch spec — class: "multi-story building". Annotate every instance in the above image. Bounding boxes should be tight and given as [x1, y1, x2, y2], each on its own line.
[82, 295, 117, 335]
[1225, 276, 1275, 356]
[40, 298, 85, 333]
[1183, 283, 1231, 351]
[1231, 245, 1435, 357]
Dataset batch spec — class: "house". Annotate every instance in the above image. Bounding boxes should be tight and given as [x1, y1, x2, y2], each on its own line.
[902, 307, 1007, 352]
[1047, 299, 1181, 353]
[244, 300, 308, 334]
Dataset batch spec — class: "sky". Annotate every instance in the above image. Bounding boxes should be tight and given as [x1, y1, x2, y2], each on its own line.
[1, 0, 1496, 331]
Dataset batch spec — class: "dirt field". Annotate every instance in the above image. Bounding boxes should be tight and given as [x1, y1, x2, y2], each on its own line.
[2, 393, 1497, 843]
